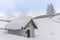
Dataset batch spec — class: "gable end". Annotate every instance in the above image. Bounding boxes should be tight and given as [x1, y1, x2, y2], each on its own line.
[24, 19, 38, 29]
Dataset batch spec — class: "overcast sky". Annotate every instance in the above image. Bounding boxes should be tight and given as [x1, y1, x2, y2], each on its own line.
[0, 0, 60, 14]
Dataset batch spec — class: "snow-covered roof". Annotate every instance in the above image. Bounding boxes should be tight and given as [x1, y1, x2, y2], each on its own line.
[5, 16, 32, 30]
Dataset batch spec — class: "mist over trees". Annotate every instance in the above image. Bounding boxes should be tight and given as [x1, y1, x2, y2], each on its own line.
[46, 3, 55, 18]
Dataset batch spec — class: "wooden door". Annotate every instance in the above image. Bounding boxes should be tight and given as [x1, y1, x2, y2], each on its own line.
[26, 30, 30, 38]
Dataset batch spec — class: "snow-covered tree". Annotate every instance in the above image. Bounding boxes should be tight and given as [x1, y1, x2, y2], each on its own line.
[46, 4, 50, 15]
[46, 3, 55, 18]
[50, 3, 55, 15]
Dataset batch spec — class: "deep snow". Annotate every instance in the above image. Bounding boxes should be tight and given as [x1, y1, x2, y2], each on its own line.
[0, 15, 60, 40]
[5, 16, 31, 30]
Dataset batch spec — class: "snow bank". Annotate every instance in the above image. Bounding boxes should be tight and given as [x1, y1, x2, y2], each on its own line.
[5, 16, 32, 30]
[0, 13, 60, 40]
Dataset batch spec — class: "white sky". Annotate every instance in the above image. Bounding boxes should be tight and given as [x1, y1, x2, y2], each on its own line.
[0, 0, 60, 17]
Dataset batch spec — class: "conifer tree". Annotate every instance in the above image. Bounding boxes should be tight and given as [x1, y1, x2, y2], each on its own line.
[46, 3, 55, 18]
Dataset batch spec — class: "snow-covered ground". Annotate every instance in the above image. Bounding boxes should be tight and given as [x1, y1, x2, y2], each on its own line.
[34, 15, 60, 40]
[0, 15, 60, 40]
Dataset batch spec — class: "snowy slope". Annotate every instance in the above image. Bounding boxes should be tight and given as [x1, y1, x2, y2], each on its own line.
[5, 16, 31, 30]
[0, 21, 8, 28]
[0, 15, 60, 40]
[34, 16, 60, 40]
